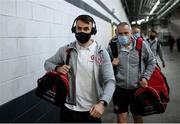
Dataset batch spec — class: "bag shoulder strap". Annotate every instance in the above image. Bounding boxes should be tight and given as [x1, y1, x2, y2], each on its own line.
[65, 47, 73, 65]
[150, 41, 156, 48]
[109, 39, 118, 58]
[136, 37, 143, 51]
[135, 37, 143, 73]
[156, 41, 160, 52]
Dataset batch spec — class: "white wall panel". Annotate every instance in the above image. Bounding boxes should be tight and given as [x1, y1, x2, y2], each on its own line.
[17, 0, 33, 19]
[0, 38, 18, 60]
[32, 4, 54, 23]
[0, 16, 7, 37]
[0, 0, 16, 16]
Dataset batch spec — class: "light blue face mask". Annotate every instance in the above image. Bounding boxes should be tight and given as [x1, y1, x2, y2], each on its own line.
[118, 35, 130, 45]
[133, 33, 140, 40]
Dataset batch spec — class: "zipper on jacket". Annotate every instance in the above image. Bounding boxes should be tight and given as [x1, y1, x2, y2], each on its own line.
[126, 52, 130, 89]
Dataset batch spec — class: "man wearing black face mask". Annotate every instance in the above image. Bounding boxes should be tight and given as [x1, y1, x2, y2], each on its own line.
[146, 30, 166, 68]
[75, 21, 91, 44]
[44, 15, 115, 123]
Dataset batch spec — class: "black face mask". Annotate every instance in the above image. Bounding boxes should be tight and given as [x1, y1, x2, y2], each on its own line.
[75, 32, 91, 44]
[150, 35, 156, 40]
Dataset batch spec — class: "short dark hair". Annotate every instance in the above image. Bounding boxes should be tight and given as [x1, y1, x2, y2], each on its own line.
[151, 30, 157, 34]
[117, 22, 130, 27]
[117, 22, 131, 31]
[76, 15, 93, 24]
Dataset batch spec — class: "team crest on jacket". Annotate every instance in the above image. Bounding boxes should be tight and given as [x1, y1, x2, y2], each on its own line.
[90, 55, 103, 64]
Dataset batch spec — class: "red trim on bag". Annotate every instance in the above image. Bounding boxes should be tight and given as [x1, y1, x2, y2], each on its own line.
[44, 71, 69, 95]
[135, 87, 160, 100]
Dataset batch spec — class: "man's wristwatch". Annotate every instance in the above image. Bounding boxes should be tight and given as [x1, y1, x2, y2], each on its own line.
[98, 100, 107, 107]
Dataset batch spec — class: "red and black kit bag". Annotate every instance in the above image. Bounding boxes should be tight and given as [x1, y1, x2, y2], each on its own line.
[36, 48, 72, 107]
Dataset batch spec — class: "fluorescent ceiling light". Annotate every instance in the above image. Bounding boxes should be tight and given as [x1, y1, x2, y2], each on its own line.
[158, 0, 179, 19]
[150, 0, 160, 15]
[146, 16, 149, 22]
[131, 21, 136, 25]
[137, 19, 145, 25]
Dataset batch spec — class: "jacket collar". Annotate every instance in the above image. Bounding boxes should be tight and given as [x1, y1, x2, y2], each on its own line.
[68, 40, 103, 53]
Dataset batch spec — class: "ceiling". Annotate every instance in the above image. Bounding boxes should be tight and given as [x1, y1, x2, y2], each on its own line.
[121, 0, 180, 23]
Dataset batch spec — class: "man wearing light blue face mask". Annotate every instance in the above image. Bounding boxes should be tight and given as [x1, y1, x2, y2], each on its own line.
[132, 27, 141, 40]
[117, 35, 131, 46]
[107, 22, 156, 123]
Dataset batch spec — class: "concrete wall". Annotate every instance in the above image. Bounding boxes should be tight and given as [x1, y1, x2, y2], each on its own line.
[0, 0, 128, 106]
